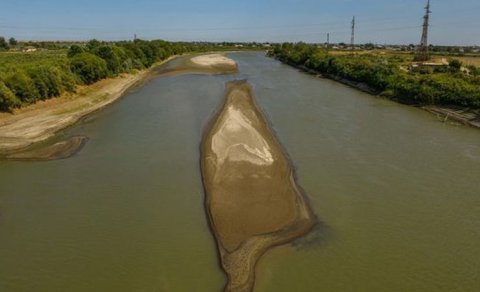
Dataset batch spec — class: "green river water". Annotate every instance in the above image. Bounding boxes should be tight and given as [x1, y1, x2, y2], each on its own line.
[0, 52, 479, 291]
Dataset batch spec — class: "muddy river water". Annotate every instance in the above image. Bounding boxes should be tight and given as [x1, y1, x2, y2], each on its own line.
[0, 52, 479, 291]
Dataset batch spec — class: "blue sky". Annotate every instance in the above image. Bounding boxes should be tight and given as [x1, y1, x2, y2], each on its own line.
[0, 0, 479, 45]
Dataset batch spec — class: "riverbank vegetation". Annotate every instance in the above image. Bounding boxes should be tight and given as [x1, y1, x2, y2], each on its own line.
[268, 43, 480, 109]
[0, 39, 261, 112]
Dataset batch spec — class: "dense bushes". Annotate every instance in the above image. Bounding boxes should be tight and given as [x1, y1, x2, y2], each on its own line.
[26, 66, 76, 99]
[4, 70, 38, 103]
[0, 81, 20, 111]
[269, 43, 480, 108]
[70, 53, 108, 84]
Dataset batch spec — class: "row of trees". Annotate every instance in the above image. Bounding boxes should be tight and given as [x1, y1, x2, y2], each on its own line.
[269, 43, 480, 108]
[0, 39, 218, 111]
[0, 37, 18, 50]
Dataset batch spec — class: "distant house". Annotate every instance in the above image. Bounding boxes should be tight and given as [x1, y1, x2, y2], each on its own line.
[22, 46, 37, 52]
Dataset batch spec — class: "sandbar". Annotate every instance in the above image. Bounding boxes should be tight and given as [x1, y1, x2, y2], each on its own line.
[191, 54, 237, 67]
[201, 80, 315, 291]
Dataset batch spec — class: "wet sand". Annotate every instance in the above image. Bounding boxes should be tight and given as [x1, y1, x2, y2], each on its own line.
[6, 135, 88, 161]
[201, 80, 316, 291]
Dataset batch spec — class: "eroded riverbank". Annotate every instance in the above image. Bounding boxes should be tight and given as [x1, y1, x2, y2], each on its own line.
[201, 80, 316, 291]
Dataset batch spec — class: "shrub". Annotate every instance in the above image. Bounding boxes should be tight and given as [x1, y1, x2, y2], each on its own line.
[4, 70, 38, 104]
[0, 80, 20, 111]
[70, 53, 108, 84]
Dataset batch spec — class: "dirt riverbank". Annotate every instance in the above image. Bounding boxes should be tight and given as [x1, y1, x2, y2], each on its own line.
[201, 80, 315, 292]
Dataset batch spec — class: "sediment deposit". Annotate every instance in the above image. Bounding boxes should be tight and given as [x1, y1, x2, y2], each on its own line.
[154, 54, 238, 77]
[201, 80, 315, 291]
[6, 135, 88, 161]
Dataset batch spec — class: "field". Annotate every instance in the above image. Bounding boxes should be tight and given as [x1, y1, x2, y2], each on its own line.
[454, 56, 480, 67]
[0, 50, 68, 72]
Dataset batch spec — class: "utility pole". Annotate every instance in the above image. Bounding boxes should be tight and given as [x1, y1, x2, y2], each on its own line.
[351, 16, 355, 53]
[326, 33, 330, 55]
[417, 0, 431, 61]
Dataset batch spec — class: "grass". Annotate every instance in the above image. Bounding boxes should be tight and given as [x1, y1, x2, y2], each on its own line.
[0, 50, 67, 66]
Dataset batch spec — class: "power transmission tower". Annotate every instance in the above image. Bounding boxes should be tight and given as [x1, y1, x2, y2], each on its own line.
[417, 0, 431, 61]
[350, 16, 355, 53]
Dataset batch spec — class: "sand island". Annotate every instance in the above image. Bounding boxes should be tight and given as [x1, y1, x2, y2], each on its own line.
[191, 54, 238, 67]
[201, 80, 316, 291]
[153, 53, 238, 77]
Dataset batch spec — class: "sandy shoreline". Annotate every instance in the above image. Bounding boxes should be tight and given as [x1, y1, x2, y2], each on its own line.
[201, 80, 315, 291]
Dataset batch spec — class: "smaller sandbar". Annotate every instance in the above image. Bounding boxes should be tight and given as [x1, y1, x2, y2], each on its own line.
[153, 54, 238, 77]
[6, 135, 88, 161]
[191, 54, 237, 67]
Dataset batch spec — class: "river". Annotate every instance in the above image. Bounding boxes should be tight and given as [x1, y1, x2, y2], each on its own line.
[0, 52, 479, 291]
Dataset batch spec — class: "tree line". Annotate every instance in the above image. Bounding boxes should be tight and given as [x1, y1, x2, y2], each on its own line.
[269, 43, 480, 108]
[0, 39, 220, 111]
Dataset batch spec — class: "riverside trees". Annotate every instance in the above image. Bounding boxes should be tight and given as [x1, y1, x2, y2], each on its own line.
[269, 43, 480, 108]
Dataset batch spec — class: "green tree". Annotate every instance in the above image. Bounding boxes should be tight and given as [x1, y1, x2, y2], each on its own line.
[4, 70, 38, 103]
[86, 39, 101, 51]
[0, 37, 9, 50]
[67, 45, 85, 58]
[70, 53, 108, 84]
[9, 37, 17, 46]
[467, 65, 479, 76]
[93, 46, 123, 76]
[0, 80, 20, 111]
[25, 66, 69, 100]
[449, 59, 462, 72]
